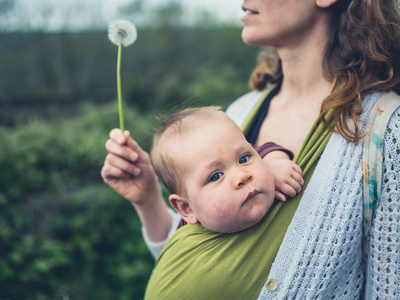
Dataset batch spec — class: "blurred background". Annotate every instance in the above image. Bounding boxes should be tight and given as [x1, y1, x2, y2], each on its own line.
[0, 0, 260, 298]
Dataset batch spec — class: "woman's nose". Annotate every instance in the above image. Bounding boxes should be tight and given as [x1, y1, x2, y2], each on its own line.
[233, 170, 253, 189]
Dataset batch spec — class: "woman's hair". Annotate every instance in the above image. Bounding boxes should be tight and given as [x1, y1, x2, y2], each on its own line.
[249, 0, 400, 142]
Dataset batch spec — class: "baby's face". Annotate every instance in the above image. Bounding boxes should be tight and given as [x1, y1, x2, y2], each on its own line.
[171, 115, 275, 233]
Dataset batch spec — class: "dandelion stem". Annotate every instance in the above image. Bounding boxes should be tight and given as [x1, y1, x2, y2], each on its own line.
[117, 43, 124, 132]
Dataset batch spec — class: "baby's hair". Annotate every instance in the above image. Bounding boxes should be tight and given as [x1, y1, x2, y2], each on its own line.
[150, 106, 223, 196]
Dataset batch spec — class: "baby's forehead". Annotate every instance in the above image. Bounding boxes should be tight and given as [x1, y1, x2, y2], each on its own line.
[158, 110, 242, 162]
[169, 116, 245, 155]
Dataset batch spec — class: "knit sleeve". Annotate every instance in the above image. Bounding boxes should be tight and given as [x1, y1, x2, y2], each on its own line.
[366, 106, 400, 299]
[141, 208, 182, 260]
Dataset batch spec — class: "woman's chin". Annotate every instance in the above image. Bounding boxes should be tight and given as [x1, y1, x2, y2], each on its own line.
[241, 30, 270, 47]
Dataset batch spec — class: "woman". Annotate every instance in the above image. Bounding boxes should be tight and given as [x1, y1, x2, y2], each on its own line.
[101, 0, 400, 298]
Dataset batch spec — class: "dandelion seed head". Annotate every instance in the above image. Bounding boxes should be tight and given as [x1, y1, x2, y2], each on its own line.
[108, 20, 137, 47]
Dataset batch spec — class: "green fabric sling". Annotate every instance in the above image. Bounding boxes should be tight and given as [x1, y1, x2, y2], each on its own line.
[145, 88, 334, 300]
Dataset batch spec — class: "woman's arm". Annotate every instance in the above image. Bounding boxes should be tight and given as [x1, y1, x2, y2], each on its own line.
[366, 107, 400, 298]
[141, 208, 182, 259]
[101, 129, 172, 244]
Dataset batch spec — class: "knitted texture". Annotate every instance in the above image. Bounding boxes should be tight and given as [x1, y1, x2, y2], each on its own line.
[255, 102, 368, 299]
[366, 106, 400, 298]
[141, 208, 182, 260]
[143, 91, 400, 299]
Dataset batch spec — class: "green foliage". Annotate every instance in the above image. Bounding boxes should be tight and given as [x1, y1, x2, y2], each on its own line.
[0, 27, 257, 125]
[150, 0, 184, 28]
[0, 102, 154, 205]
[186, 64, 248, 108]
[0, 103, 156, 299]
[0, 185, 154, 299]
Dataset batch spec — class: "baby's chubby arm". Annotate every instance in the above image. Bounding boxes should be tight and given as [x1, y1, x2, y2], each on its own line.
[262, 151, 304, 202]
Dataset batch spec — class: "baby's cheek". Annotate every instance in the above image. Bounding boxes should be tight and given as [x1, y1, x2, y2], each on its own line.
[210, 198, 232, 218]
[261, 171, 275, 194]
[258, 166, 273, 182]
[202, 200, 237, 232]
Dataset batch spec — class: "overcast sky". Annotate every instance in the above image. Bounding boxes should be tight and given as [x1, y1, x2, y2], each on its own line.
[104, 0, 244, 22]
[103, 0, 245, 28]
[2, 0, 244, 31]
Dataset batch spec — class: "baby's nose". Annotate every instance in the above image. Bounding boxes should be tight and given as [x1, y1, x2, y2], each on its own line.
[233, 170, 253, 189]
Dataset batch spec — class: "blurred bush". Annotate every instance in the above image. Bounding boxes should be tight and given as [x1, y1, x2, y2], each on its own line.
[0, 103, 157, 299]
[0, 27, 257, 126]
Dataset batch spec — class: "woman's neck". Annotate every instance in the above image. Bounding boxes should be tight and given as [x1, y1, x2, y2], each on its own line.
[276, 19, 334, 102]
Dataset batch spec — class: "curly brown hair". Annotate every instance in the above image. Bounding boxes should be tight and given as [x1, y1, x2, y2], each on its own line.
[249, 0, 400, 142]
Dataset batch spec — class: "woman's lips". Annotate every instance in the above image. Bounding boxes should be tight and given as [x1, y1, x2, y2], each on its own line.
[241, 7, 259, 22]
[243, 9, 258, 15]
[242, 5, 259, 14]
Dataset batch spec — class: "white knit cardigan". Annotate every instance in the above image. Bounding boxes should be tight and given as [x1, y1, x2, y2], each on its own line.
[143, 91, 400, 299]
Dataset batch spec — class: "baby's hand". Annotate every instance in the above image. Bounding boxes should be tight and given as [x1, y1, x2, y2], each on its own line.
[262, 151, 304, 202]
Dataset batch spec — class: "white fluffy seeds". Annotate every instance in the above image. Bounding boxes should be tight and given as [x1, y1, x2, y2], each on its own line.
[108, 20, 137, 47]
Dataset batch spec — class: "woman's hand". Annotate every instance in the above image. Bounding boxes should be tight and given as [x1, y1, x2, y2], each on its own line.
[101, 129, 172, 243]
[101, 129, 161, 207]
[262, 151, 304, 202]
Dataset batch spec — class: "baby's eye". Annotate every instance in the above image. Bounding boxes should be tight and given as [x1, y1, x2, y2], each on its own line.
[209, 172, 223, 182]
[239, 155, 250, 164]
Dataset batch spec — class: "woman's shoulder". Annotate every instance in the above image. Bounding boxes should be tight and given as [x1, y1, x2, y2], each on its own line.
[365, 90, 400, 156]
[374, 90, 400, 134]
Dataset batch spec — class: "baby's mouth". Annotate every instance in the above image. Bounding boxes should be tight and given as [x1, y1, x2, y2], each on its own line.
[242, 190, 260, 206]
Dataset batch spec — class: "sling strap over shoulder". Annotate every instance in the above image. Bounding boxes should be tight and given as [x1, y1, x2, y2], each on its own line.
[362, 91, 400, 264]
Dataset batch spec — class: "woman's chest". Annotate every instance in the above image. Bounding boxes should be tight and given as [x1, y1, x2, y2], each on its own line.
[255, 106, 319, 154]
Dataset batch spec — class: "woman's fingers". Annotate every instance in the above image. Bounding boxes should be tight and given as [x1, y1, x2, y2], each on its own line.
[104, 153, 141, 176]
[109, 128, 127, 144]
[101, 163, 131, 182]
[105, 139, 138, 162]
[108, 129, 148, 162]
[125, 134, 149, 159]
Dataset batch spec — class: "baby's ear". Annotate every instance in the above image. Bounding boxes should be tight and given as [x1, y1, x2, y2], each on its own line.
[169, 194, 198, 225]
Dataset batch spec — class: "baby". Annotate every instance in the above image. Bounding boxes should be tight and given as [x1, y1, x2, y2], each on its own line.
[150, 106, 303, 233]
